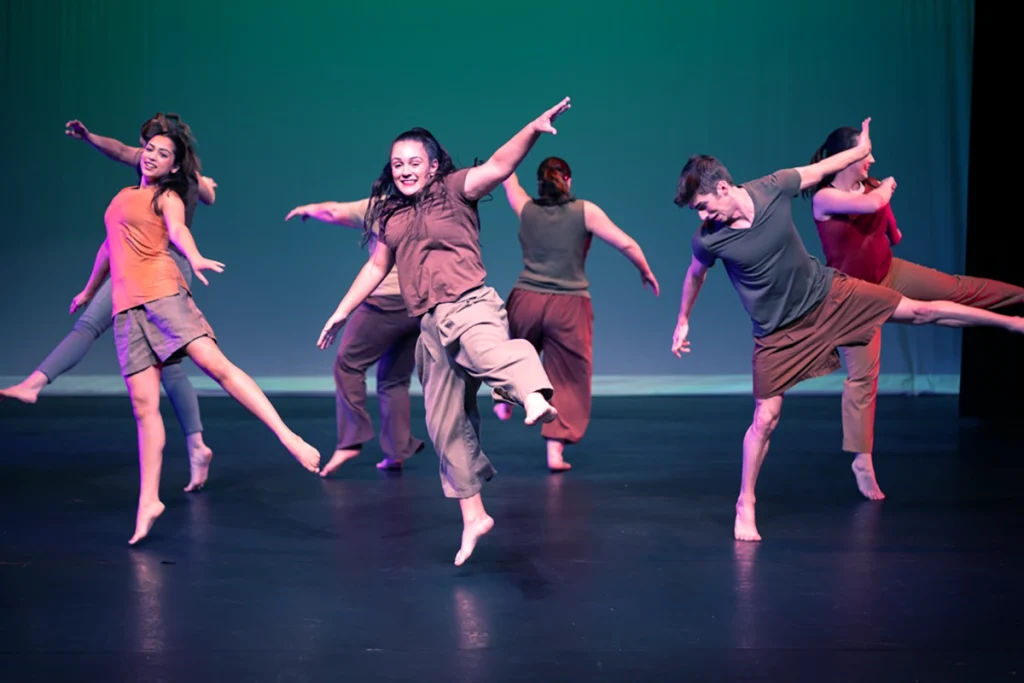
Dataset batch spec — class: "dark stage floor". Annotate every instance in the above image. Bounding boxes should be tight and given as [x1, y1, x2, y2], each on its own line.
[0, 395, 1021, 682]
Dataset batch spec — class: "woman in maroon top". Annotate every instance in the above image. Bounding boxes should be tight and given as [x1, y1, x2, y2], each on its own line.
[808, 126, 1024, 500]
[317, 98, 570, 566]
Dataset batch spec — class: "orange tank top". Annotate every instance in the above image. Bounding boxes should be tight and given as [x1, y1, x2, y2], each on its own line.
[104, 186, 188, 315]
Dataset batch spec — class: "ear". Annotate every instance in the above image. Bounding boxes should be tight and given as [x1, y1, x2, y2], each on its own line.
[429, 158, 440, 175]
[715, 180, 730, 196]
[566, 176, 573, 190]
[171, 164, 181, 175]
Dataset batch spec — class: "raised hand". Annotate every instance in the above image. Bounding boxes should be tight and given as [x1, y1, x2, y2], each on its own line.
[65, 119, 89, 140]
[69, 291, 92, 314]
[857, 117, 872, 154]
[532, 97, 571, 136]
[317, 310, 348, 350]
[189, 256, 226, 285]
[671, 321, 691, 358]
[642, 270, 660, 296]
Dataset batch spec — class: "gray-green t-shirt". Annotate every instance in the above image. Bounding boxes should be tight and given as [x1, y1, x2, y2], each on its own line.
[691, 169, 833, 337]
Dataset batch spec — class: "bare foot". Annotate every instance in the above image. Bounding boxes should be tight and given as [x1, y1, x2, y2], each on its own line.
[546, 439, 571, 472]
[734, 499, 761, 542]
[454, 514, 494, 566]
[852, 454, 885, 500]
[524, 393, 558, 426]
[320, 448, 360, 477]
[376, 457, 403, 471]
[0, 375, 47, 404]
[493, 402, 513, 421]
[184, 444, 214, 492]
[281, 434, 321, 473]
[129, 500, 166, 545]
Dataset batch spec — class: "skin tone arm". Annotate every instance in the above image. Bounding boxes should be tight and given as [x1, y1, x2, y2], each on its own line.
[317, 240, 396, 349]
[793, 117, 873, 191]
[671, 254, 710, 357]
[583, 201, 660, 295]
[463, 97, 572, 201]
[284, 198, 371, 228]
[69, 240, 111, 313]
[501, 173, 533, 217]
[813, 177, 896, 218]
[65, 119, 217, 205]
[158, 193, 225, 284]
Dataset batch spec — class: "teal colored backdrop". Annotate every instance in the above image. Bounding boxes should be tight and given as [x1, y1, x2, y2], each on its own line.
[0, 1, 975, 395]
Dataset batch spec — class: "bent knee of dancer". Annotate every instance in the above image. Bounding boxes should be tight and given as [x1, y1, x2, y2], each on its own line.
[751, 405, 781, 437]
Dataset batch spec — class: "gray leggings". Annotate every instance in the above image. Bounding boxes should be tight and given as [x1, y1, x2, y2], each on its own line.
[36, 249, 203, 436]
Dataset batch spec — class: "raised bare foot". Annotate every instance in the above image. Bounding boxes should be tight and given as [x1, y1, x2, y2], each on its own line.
[734, 499, 761, 542]
[851, 454, 885, 500]
[281, 434, 321, 473]
[493, 402, 513, 421]
[184, 443, 214, 492]
[129, 500, 166, 545]
[0, 375, 47, 404]
[524, 393, 557, 426]
[320, 448, 360, 477]
[454, 514, 494, 566]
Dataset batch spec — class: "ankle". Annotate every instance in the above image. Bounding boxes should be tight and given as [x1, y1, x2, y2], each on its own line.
[736, 495, 756, 508]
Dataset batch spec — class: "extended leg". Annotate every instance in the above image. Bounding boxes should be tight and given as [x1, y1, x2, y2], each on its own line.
[125, 365, 167, 546]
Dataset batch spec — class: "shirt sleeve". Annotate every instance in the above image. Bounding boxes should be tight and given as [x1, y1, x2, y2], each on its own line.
[772, 168, 802, 197]
[446, 168, 474, 204]
[691, 227, 716, 267]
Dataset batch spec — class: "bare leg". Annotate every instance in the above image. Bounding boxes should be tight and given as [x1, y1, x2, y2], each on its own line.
[736, 396, 783, 542]
[840, 334, 885, 500]
[185, 337, 320, 473]
[890, 297, 1024, 332]
[454, 493, 495, 566]
[0, 371, 48, 403]
[125, 366, 167, 545]
[547, 439, 571, 472]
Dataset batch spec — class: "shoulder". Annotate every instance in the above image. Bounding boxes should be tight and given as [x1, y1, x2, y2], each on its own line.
[444, 168, 473, 199]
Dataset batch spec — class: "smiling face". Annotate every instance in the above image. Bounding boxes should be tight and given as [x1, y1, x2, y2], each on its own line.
[139, 134, 179, 182]
[390, 140, 439, 196]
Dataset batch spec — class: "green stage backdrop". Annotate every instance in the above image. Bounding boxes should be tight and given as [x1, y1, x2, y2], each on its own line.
[0, 1, 974, 395]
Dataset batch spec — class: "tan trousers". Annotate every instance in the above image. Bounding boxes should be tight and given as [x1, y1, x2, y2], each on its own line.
[840, 258, 1024, 453]
[416, 286, 553, 498]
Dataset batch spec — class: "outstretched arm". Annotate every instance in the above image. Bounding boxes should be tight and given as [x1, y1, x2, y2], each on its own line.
[196, 175, 217, 205]
[65, 119, 142, 167]
[285, 198, 371, 228]
[794, 117, 872, 190]
[317, 240, 396, 349]
[813, 177, 896, 218]
[583, 201, 659, 295]
[159, 193, 225, 285]
[671, 254, 709, 357]
[70, 240, 111, 314]
[501, 173, 532, 218]
[464, 97, 571, 201]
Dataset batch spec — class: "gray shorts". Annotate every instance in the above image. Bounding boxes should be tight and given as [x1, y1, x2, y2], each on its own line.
[113, 288, 216, 377]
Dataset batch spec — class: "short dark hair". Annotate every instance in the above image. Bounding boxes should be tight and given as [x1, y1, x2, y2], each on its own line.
[674, 155, 734, 207]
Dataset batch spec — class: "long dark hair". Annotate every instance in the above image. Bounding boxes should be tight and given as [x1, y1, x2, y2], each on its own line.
[362, 128, 458, 245]
[802, 126, 860, 198]
[535, 157, 574, 206]
[137, 126, 197, 216]
[140, 112, 203, 174]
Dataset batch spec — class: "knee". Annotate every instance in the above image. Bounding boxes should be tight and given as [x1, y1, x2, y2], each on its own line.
[130, 391, 161, 422]
[751, 402, 781, 438]
[72, 315, 106, 339]
[202, 357, 232, 383]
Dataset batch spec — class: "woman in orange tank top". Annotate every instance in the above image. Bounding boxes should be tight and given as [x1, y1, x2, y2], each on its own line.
[75, 122, 322, 545]
[807, 125, 1024, 501]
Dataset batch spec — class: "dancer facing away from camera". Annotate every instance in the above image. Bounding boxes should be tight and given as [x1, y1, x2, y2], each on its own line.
[316, 98, 572, 566]
[671, 118, 1024, 542]
[0, 114, 219, 492]
[493, 156, 660, 472]
[79, 120, 320, 545]
[806, 125, 1024, 500]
